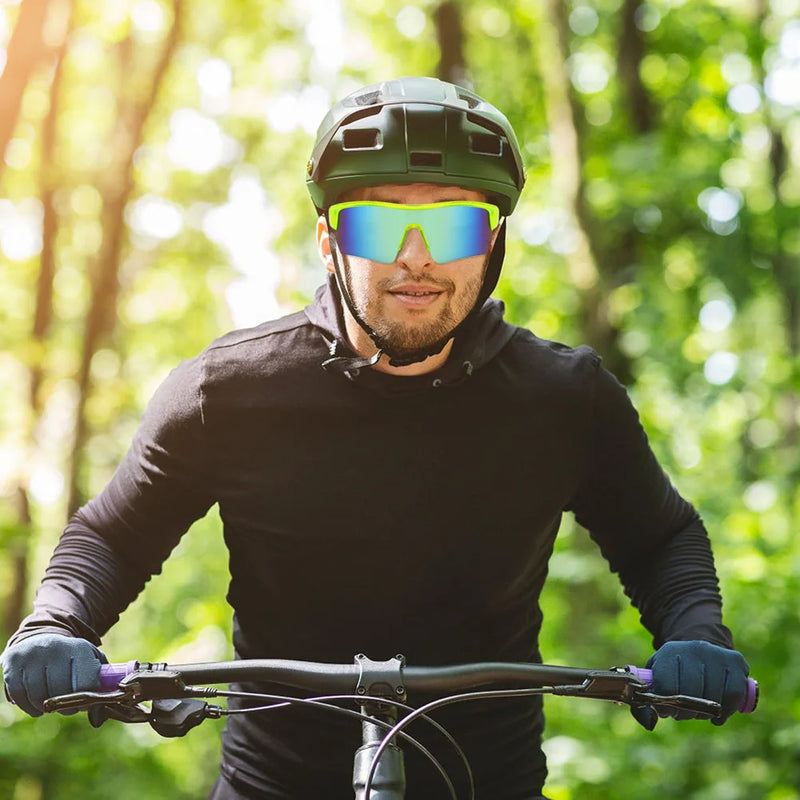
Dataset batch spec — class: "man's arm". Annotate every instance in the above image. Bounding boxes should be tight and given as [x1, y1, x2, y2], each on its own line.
[568, 364, 732, 648]
[3, 355, 215, 710]
[566, 363, 748, 725]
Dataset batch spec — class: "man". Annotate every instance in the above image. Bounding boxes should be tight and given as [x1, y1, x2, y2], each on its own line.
[2, 77, 749, 799]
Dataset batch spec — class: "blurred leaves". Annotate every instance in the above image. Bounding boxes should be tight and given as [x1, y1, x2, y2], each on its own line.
[1, 0, 799, 797]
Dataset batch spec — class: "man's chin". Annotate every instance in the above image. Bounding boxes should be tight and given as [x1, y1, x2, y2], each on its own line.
[376, 332, 453, 363]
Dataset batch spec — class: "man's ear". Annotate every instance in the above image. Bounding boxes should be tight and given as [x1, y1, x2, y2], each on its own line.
[316, 216, 334, 273]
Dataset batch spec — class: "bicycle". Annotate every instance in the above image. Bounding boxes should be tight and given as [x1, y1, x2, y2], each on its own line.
[41, 653, 758, 800]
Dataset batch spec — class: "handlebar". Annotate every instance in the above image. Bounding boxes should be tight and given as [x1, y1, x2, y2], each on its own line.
[43, 654, 758, 718]
[30, 655, 758, 800]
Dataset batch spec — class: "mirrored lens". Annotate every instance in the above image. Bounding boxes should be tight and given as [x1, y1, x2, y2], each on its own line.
[332, 203, 495, 264]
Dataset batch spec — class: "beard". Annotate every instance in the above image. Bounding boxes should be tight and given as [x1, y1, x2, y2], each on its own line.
[342, 258, 486, 360]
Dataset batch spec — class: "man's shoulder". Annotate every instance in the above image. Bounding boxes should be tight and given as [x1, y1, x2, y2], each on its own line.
[193, 309, 326, 393]
[504, 326, 601, 378]
[205, 309, 313, 355]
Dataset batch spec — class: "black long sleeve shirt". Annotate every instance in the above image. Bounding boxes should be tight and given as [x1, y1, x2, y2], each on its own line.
[12, 278, 733, 798]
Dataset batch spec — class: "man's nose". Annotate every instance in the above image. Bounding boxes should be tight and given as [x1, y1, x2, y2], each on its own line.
[395, 226, 434, 268]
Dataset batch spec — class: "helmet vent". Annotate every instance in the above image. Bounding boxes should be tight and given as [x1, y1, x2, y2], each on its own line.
[456, 90, 480, 109]
[354, 90, 381, 106]
[343, 129, 382, 150]
[470, 133, 503, 156]
[409, 151, 443, 167]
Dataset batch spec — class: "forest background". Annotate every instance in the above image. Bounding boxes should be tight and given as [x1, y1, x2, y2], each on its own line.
[0, 0, 798, 797]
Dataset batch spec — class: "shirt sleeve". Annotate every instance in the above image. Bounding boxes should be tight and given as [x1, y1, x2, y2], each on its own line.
[9, 354, 215, 647]
[567, 364, 734, 650]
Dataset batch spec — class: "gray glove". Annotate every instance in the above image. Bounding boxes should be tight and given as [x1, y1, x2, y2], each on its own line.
[1, 633, 107, 717]
[631, 640, 750, 730]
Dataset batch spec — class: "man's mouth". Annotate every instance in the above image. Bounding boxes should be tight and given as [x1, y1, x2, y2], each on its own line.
[388, 285, 445, 307]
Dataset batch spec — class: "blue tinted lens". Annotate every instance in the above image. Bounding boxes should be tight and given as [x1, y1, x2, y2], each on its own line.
[336, 205, 397, 263]
[333, 203, 494, 264]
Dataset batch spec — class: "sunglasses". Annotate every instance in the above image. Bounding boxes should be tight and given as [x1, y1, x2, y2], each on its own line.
[327, 201, 501, 264]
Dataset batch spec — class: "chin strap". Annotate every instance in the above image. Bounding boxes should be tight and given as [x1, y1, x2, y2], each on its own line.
[322, 347, 383, 374]
[323, 217, 507, 373]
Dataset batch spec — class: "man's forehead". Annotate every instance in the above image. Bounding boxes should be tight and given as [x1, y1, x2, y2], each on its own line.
[339, 183, 487, 204]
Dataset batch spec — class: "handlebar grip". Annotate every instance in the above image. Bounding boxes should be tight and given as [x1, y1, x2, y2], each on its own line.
[98, 661, 139, 692]
[627, 666, 758, 713]
[4, 660, 139, 705]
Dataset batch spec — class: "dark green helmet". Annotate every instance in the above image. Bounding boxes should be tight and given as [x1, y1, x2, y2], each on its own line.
[306, 77, 525, 216]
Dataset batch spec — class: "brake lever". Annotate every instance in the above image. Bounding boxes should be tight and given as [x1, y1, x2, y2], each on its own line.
[94, 701, 153, 723]
[545, 670, 722, 720]
[43, 689, 132, 713]
[633, 691, 721, 717]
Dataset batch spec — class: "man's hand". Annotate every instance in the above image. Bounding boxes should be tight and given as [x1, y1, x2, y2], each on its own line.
[1, 633, 107, 717]
[631, 640, 750, 730]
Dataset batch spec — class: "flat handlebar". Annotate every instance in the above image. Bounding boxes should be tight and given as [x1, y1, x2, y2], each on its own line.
[31, 655, 758, 800]
[79, 656, 757, 715]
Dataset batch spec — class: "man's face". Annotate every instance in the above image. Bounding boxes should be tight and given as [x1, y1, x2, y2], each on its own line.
[318, 183, 500, 359]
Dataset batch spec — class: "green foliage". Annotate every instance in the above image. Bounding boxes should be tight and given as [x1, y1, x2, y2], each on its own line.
[1, 0, 798, 797]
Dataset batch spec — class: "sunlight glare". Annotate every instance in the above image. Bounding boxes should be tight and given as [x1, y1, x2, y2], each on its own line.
[721, 52, 753, 85]
[699, 298, 735, 332]
[481, 8, 511, 38]
[265, 93, 301, 134]
[29, 466, 65, 506]
[569, 52, 610, 94]
[779, 20, 800, 58]
[743, 481, 778, 513]
[396, 6, 426, 38]
[305, 0, 345, 72]
[131, 0, 165, 34]
[166, 108, 239, 173]
[765, 65, 800, 107]
[202, 174, 286, 325]
[698, 187, 742, 223]
[569, 6, 599, 36]
[0, 200, 43, 261]
[728, 83, 761, 114]
[765, 22, 800, 108]
[299, 85, 331, 134]
[197, 58, 232, 100]
[704, 352, 739, 385]
[127, 195, 184, 240]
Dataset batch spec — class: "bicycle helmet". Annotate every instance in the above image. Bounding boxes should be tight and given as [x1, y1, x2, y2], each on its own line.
[306, 77, 526, 369]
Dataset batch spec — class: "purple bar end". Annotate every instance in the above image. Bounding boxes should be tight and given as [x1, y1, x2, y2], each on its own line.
[98, 660, 139, 692]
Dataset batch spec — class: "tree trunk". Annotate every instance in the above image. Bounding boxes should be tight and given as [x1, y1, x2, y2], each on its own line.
[767, 130, 799, 449]
[0, 0, 52, 182]
[538, 0, 632, 382]
[2, 0, 74, 641]
[434, 1, 468, 88]
[753, 1, 799, 451]
[67, 0, 186, 514]
[617, 0, 655, 134]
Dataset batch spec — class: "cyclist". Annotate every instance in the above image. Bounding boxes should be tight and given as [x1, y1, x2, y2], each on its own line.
[2, 77, 749, 799]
